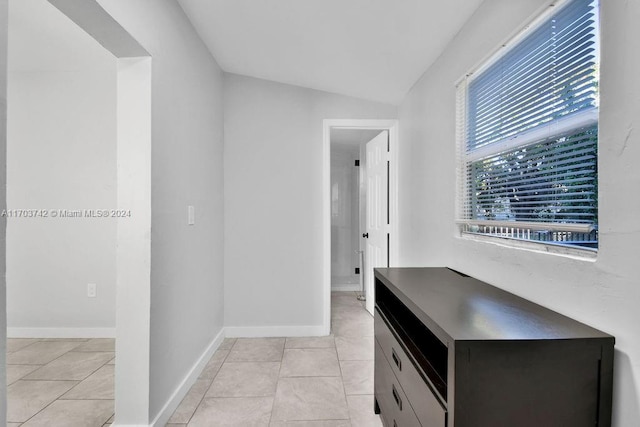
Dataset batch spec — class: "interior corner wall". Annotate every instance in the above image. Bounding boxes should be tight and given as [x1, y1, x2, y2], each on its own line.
[397, 0, 640, 425]
[0, 0, 8, 421]
[6, 0, 117, 336]
[95, 0, 225, 420]
[223, 73, 397, 333]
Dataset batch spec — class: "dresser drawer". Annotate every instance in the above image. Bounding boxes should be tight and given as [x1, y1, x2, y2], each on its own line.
[375, 341, 421, 427]
[375, 310, 447, 427]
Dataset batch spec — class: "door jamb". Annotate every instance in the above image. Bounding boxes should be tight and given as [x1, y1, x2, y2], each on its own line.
[41, 2, 152, 424]
[322, 119, 399, 335]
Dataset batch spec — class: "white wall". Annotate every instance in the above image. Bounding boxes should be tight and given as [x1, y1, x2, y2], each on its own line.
[0, 0, 8, 421]
[224, 74, 396, 334]
[397, 0, 640, 425]
[94, 0, 226, 420]
[6, 0, 117, 336]
[330, 143, 360, 289]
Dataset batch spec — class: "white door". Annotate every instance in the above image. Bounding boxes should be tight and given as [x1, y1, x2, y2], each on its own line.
[364, 130, 389, 315]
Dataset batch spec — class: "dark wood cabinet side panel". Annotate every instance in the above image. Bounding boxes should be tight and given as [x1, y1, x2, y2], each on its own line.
[598, 342, 615, 427]
[454, 340, 607, 427]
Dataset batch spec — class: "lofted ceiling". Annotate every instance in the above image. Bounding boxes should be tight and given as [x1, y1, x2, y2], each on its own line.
[177, 0, 484, 105]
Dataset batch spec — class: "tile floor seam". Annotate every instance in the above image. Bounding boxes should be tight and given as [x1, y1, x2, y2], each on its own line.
[14, 386, 73, 426]
[336, 354, 351, 424]
[60, 364, 115, 401]
[57, 397, 114, 400]
[179, 339, 234, 425]
[25, 400, 114, 426]
[336, 337, 353, 426]
[61, 353, 114, 384]
[198, 396, 272, 400]
[279, 375, 342, 378]
[165, 295, 381, 425]
[182, 379, 214, 425]
[24, 356, 112, 383]
[6, 340, 39, 355]
[267, 342, 285, 426]
[8, 341, 84, 367]
[6, 338, 116, 426]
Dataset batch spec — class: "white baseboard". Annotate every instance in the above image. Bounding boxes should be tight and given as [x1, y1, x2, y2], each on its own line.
[225, 325, 327, 338]
[7, 327, 116, 338]
[331, 284, 361, 292]
[149, 328, 225, 427]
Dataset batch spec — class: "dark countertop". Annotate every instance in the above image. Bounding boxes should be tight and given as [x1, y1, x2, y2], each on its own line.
[374, 267, 614, 343]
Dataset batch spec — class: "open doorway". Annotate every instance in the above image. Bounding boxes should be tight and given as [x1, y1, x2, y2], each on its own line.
[331, 129, 387, 295]
[6, 0, 118, 423]
[5, 0, 151, 424]
[330, 130, 380, 292]
[322, 119, 398, 334]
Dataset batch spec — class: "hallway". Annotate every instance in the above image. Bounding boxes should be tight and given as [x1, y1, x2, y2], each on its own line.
[167, 291, 381, 426]
[4, 297, 379, 426]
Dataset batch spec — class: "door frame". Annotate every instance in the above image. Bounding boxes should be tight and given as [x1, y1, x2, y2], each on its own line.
[5, 2, 153, 424]
[322, 119, 399, 334]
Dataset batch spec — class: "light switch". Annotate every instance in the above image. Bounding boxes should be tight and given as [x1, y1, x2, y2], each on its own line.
[188, 205, 195, 225]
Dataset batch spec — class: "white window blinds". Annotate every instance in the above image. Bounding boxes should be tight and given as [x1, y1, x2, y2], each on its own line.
[457, 0, 599, 249]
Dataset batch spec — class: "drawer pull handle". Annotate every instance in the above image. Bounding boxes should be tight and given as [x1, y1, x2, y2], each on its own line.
[391, 348, 402, 371]
[392, 384, 402, 411]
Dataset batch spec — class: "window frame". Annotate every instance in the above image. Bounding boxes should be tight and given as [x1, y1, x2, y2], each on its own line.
[455, 0, 600, 253]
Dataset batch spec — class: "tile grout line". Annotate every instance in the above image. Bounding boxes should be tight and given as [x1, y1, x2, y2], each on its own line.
[187, 296, 370, 425]
[20, 352, 114, 383]
[58, 357, 114, 398]
[334, 305, 354, 426]
[181, 339, 234, 425]
[5, 338, 40, 355]
[13, 381, 78, 425]
[6, 338, 115, 426]
[266, 340, 285, 425]
[8, 338, 83, 424]
[6, 339, 85, 367]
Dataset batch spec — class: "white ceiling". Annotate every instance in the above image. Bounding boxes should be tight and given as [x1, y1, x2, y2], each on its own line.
[331, 129, 383, 149]
[177, 0, 484, 105]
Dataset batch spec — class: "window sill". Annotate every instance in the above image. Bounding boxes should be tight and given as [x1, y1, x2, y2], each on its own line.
[459, 232, 598, 262]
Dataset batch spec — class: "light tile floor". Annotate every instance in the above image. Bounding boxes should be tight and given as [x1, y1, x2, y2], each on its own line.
[5, 337, 115, 426]
[168, 291, 382, 426]
[5, 292, 380, 427]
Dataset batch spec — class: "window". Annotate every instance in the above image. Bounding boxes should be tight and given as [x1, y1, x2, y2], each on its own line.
[456, 0, 599, 250]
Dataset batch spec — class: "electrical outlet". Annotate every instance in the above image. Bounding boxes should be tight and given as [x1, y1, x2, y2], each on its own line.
[355, 267, 360, 275]
[188, 205, 195, 225]
[87, 283, 97, 298]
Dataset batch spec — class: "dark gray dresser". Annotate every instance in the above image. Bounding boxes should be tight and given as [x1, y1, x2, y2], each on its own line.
[373, 267, 614, 427]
